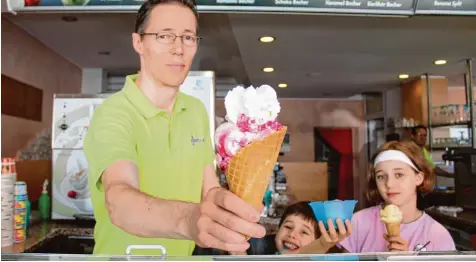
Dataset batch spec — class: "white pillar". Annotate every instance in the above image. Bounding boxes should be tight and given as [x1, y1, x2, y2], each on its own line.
[81, 68, 107, 94]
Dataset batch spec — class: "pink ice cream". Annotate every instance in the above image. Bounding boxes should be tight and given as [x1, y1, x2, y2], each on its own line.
[215, 85, 282, 171]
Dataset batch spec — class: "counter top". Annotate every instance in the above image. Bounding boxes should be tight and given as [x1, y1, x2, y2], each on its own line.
[1, 221, 93, 254]
[426, 206, 476, 233]
[1, 215, 278, 255]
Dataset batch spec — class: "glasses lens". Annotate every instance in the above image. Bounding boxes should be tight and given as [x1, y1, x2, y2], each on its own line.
[183, 35, 199, 46]
[156, 33, 175, 44]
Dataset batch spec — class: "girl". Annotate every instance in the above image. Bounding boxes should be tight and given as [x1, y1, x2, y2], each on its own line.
[339, 141, 455, 252]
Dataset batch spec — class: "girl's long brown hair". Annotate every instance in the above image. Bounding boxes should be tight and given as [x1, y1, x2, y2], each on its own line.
[366, 141, 435, 206]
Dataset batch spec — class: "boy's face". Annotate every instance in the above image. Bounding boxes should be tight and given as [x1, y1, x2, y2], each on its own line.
[275, 214, 317, 251]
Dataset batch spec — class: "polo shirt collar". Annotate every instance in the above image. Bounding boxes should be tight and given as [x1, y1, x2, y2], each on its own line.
[123, 74, 186, 119]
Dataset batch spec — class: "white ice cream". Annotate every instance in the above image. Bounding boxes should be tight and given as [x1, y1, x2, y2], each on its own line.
[225, 85, 281, 125]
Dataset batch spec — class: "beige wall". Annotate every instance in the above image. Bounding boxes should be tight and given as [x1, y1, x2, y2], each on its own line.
[1, 18, 82, 157]
[216, 98, 368, 205]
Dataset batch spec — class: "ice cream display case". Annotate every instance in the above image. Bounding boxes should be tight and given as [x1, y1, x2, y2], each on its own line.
[2, 250, 475, 261]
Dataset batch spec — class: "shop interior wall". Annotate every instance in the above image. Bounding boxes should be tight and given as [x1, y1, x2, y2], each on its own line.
[1, 17, 82, 158]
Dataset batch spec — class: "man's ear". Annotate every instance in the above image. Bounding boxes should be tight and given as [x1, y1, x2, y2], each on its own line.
[132, 32, 143, 55]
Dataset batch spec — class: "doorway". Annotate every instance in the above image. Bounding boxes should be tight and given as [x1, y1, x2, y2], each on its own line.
[314, 128, 354, 200]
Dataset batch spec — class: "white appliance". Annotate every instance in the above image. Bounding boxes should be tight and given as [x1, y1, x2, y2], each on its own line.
[51, 71, 216, 220]
[51, 94, 109, 219]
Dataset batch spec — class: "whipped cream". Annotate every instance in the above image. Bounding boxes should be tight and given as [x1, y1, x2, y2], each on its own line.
[225, 85, 280, 126]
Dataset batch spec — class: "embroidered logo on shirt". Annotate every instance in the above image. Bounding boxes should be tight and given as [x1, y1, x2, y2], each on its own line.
[414, 243, 428, 252]
[191, 136, 205, 146]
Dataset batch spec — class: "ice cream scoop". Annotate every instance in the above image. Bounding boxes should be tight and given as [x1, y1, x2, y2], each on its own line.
[380, 204, 403, 237]
[380, 204, 403, 224]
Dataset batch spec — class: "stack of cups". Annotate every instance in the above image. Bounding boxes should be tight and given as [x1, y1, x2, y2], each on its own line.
[1, 158, 17, 247]
[14, 181, 27, 243]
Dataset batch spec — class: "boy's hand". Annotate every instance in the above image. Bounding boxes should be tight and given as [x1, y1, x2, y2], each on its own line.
[318, 218, 353, 248]
[384, 234, 409, 252]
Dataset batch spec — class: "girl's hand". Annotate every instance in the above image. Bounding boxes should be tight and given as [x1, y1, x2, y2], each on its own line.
[318, 218, 353, 248]
[384, 234, 409, 252]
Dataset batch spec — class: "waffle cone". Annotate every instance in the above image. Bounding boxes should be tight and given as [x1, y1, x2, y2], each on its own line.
[226, 126, 287, 211]
[385, 222, 400, 237]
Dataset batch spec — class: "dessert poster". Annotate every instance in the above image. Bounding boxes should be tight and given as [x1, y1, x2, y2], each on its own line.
[52, 149, 93, 219]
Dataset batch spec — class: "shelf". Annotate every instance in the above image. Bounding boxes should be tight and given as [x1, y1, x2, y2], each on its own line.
[431, 122, 471, 128]
[432, 146, 472, 151]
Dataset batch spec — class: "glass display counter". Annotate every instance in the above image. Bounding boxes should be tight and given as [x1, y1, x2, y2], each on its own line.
[2, 251, 475, 261]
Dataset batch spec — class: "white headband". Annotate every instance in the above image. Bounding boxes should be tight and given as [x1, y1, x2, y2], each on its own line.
[374, 150, 420, 172]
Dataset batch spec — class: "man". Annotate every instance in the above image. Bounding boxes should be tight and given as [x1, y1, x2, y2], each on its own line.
[84, 0, 265, 256]
[410, 125, 451, 177]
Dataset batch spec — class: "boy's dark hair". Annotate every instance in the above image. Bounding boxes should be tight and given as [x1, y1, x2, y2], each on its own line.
[411, 125, 427, 135]
[278, 201, 320, 239]
[134, 0, 199, 34]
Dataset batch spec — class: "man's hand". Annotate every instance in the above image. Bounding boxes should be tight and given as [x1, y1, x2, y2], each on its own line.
[318, 218, 352, 248]
[191, 187, 266, 253]
[384, 234, 409, 252]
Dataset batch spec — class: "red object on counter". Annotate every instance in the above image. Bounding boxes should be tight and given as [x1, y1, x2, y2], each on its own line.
[24, 0, 40, 6]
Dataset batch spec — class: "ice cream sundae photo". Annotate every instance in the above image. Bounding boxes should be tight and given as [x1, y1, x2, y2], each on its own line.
[67, 168, 89, 199]
[215, 85, 287, 211]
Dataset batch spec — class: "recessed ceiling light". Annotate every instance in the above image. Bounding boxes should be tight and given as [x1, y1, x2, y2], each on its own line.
[61, 16, 78, 22]
[399, 74, 409, 79]
[434, 60, 447, 65]
[259, 36, 275, 43]
[263, 67, 274, 73]
[278, 83, 288, 88]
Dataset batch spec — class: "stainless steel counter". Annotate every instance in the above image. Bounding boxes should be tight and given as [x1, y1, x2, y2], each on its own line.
[2, 251, 476, 261]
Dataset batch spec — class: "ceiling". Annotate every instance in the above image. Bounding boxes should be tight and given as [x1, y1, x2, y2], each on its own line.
[4, 11, 476, 98]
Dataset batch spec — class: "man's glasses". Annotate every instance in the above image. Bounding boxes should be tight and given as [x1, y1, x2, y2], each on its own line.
[140, 32, 201, 46]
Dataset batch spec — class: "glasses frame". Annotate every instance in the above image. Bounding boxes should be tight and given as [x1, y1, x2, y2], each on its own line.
[140, 32, 202, 46]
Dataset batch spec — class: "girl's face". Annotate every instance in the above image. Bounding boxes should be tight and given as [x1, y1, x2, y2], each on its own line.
[274, 215, 316, 252]
[374, 160, 424, 207]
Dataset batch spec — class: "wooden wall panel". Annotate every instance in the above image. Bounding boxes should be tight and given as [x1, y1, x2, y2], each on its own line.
[281, 162, 328, 202]
[1, 74, 43, 122]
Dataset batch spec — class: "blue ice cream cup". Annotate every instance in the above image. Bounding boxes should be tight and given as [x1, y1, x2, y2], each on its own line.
[309, 200, 358, 229]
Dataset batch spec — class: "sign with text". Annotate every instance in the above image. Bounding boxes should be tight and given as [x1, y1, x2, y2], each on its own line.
[415, 0, 476, 15]
[21, 0, 415, 15]
[13, 0, 476, 15]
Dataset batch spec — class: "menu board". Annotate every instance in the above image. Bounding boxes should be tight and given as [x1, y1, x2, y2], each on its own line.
[415, 0, 476, 15]
[14, 0, 476, 15]
[22, 0, 415, 14]
[197, 0, 414, 13]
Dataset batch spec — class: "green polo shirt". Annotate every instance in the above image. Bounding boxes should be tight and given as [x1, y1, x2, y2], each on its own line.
[84, 74, 215, 256]
[423, 147, 435, 167]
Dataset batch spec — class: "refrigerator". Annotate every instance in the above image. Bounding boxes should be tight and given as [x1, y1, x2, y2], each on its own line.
[51, 71, 216, 220]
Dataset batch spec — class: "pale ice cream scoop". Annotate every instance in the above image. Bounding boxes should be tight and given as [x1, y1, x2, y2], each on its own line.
[380, 204, 403, 224]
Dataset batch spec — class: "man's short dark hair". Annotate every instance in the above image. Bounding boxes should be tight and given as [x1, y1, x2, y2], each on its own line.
[411, 125, 427, 135]
[278, 201, 320, 239]
[134, 0, 198, 34]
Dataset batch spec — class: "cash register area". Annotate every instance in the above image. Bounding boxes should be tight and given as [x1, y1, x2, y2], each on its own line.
[2, 0, 476, 261]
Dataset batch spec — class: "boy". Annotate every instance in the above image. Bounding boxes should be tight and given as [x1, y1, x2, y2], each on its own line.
[276, 201, 352, 255]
